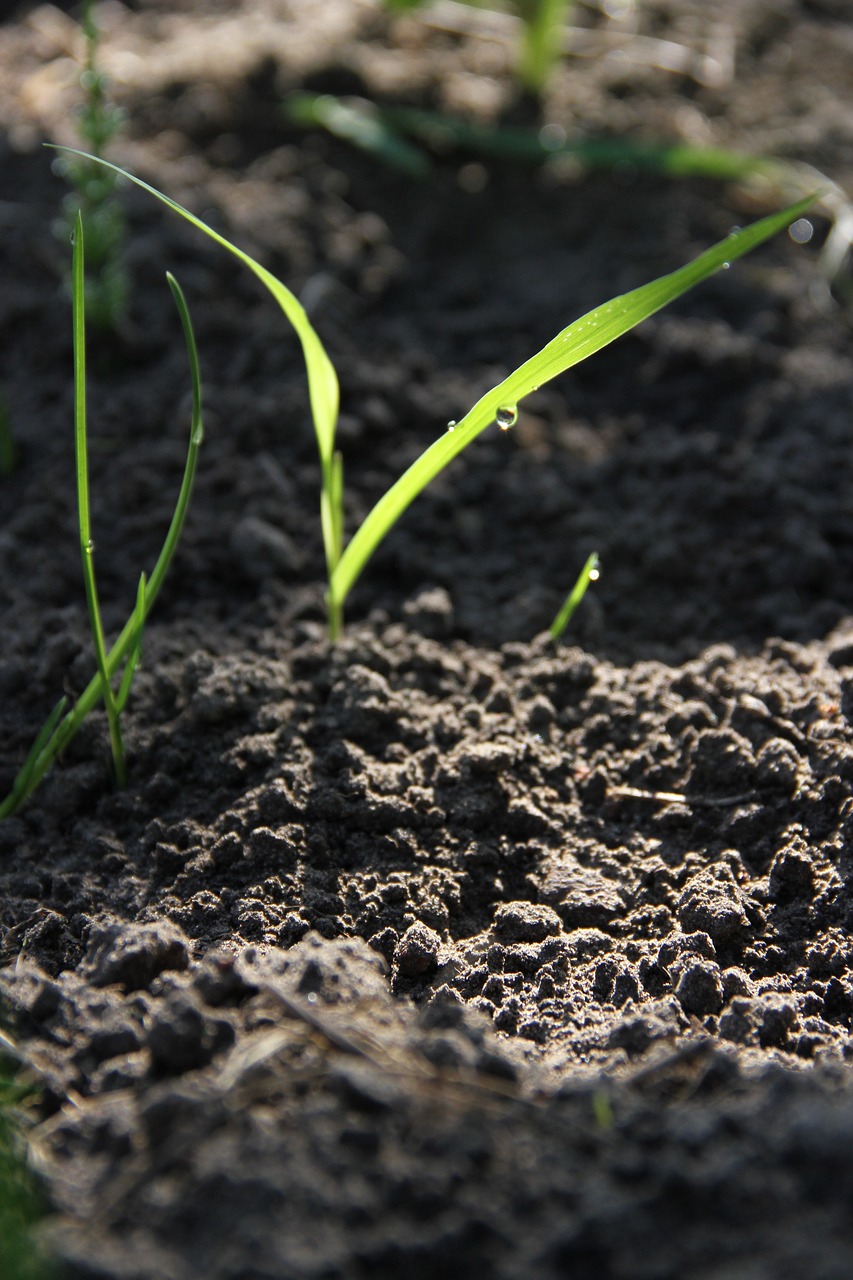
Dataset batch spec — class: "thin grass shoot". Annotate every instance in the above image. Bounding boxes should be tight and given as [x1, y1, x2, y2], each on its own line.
[549, 551, 599, 640]
[0, 268, 204, 819]
[73, 211, 127, 785]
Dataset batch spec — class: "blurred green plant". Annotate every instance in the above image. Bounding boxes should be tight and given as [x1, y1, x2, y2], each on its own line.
[286, 92, 852, 296]
[53, 0, 127, 331]
[385, 0, 573, 93]
[0, 1032, 54, 1280]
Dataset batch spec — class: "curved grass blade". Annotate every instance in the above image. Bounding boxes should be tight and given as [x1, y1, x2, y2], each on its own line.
[0, 273, 204, 819]
[285, 93, 430, 179]
[549, 551, 599, 640]
[73, 211, 126, 786]
[50, 146, 340, 580]
[329, 193, 816, 612]
[1, 697, 68, 816]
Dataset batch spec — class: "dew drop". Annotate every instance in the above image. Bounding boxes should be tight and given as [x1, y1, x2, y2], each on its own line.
[589, 566, 600, 581]
[446, 419, 456, 432]
[789, 217, 814, 245]
[85, 539, 95, 555]
[496, 405, 518, 431]
[722, 261, 731, 269]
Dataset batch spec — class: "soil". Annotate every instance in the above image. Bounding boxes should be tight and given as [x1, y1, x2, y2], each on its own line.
[3, 1, 853, 1276]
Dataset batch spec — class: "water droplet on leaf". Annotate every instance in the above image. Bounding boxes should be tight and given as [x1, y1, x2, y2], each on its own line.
[789, 218, 814, 245]
[496, 405, 518, 431]
[446, 420, 456, 432]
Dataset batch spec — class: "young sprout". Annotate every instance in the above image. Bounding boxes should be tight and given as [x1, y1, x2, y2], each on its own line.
[517, 0, 573, 94]
[0, 225, 204, 819]
[549, 551, 599, 641]
[72, 210, 128, 784]
[53, 150, 815, 644]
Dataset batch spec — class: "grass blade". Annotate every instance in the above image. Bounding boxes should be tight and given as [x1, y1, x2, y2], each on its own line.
[549, 551, 599, 640]
[329, 193, 816, 611]
[116, 571, 146, 713]
[285, 93, 430, 179]
[1, 697, 69, 816]
[50, 147, 340, 559]
[73, 211, 126, 786]
[0, 271, 204, 818]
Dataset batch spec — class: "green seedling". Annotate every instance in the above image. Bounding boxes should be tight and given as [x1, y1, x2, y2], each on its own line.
[516, 0, 573, 92]
[54, 0, 127, 330]
[55, 150, 814, 648]
[73, 210, 136, 785]
[0, 227, 203, 820]
[383, 0, 572, 94]
[0, 1033, 54, 1280]
[549, 552, 599, 640]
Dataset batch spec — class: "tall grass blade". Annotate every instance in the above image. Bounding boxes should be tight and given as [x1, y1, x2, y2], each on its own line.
[73, 211, 126, 786]
[50, 147, 340, 564]
[549, 551, 599, 640]
[0, 272, 204, 818]
[329, 194, 816, 610]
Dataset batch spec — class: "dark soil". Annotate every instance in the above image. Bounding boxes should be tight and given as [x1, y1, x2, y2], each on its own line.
[3, 1, 853, 1276]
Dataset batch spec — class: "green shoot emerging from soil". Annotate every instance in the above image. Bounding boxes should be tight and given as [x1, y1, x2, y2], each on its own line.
[549, 552, 600, 641]
[0, 226, 204, 820]
[54, 0, 127, 330]
[54, 150, 814, 646]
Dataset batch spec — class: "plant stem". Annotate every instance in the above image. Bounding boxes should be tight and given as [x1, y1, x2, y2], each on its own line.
[73, 212, 126, 786]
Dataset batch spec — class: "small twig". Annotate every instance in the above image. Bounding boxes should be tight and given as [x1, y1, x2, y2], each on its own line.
[607, 785, 754, 808]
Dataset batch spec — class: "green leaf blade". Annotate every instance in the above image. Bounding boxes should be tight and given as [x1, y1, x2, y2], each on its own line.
[50, 147, 339, 469]
[330, 193, 817, 611]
